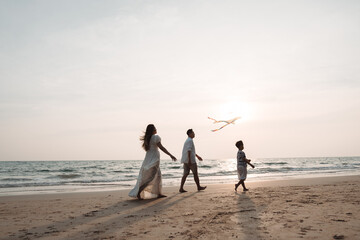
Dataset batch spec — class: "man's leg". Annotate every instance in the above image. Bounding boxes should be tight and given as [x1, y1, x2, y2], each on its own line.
[191, 164, 206, 191]
[179, 174, 188, 192]
[179, 164, 190, 193]
[193, 172, 200, 188]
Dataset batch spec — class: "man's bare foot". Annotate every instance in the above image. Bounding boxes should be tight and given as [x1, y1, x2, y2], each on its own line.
[243, 188, 249, 192]
[198, 186, 207, 191]
[179, 189, 187, 193]
[158, 194, 167, 198]
[235, 184, 239, 191]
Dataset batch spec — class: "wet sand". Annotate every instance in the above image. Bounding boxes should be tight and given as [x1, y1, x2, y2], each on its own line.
[0, 175, 359, 239]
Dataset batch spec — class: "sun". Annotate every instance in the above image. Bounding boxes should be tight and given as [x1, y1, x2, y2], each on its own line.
[217, 101, 254, 121]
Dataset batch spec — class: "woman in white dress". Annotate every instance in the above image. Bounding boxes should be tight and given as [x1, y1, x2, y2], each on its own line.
[129, 124, 177, 199]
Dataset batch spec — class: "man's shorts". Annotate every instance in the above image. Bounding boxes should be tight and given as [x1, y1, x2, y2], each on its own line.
[183, 163, 198, 175]
[237, 165, 247, 180]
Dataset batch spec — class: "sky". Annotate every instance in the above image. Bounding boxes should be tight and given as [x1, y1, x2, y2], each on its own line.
[0, 0, 359, 161]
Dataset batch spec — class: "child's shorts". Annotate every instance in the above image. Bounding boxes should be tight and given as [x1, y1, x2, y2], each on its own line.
[237, 165, 247, 180]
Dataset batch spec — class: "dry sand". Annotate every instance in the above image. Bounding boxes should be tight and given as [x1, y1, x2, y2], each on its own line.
[0, 175, 359, 240]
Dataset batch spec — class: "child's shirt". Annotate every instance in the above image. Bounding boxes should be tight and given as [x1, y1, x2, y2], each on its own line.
[237, 150, 247, 168]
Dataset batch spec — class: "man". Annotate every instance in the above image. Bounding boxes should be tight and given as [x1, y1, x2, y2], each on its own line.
[179, 129, 207, 193]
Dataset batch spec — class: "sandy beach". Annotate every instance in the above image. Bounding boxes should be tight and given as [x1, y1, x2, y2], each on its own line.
[0, 175, 359, 240]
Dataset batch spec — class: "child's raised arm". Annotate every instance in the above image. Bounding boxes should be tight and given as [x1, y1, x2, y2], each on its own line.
[244, 157, 255, 168]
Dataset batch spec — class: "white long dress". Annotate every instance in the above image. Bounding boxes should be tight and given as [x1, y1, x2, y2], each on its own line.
[129, 135, 162, 199]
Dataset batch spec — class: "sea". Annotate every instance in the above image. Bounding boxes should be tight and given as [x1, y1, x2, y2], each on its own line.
[1, 157, 359, 196]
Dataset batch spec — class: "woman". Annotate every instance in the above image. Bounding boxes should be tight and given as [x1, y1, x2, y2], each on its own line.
[129, 124, 177, 199]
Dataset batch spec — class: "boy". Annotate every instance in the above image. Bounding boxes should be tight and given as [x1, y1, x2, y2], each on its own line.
[235, 140, 255, 192]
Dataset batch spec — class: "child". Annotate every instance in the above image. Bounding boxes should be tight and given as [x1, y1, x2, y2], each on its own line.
[235, 140, 255, 192]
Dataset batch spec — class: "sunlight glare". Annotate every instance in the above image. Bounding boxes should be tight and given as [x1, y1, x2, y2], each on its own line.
[217, 101, 254, 121]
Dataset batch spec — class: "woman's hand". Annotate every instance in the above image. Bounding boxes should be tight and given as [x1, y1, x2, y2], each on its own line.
[157, 142, 177, 161]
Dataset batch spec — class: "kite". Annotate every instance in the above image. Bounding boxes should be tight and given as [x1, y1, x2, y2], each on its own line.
[208, 117, 241, 132]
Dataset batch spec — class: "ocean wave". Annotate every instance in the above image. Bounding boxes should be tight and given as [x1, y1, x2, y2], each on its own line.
[263, 162, 288, 165]
[57, 174, 81, 179]
[83, 166, 105, 170]
[200, 171, 237, 177]
[59, 168, 76, 172]
[0, 182, 61, 188]
[218, 170, 237, 175]
[1, 178, 33, 182]
[199, 165, 213, 168]
[113, 170, 133, 173]
[124, 174, 137, 178]
[257, 168, 283, 173]
[168, 166, 181, 169]
[162, 174, 176, 178]
[1, 157, 359, 194]
[69, 178, 134, 184]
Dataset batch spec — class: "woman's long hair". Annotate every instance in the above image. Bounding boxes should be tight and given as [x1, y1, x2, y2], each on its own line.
[140, 124, 156, 151]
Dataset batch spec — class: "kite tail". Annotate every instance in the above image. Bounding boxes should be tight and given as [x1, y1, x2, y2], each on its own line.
[208, 117, 219, 124]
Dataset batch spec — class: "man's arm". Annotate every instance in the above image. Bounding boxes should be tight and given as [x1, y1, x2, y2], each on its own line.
[188, 151, 192, 166]
[196, 154, 203, 161]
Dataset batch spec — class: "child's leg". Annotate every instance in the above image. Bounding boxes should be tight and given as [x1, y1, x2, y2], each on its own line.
[235, 181, 241, 191]
[240, 179, 248, 191]
[241, 167, 248, 191]
[235, 180, 243, 191]
[236, 166, 248, 191]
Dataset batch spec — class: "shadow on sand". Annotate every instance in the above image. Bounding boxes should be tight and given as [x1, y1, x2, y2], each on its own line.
[11, 191, 199, 240]
[235, 191, 263, 239]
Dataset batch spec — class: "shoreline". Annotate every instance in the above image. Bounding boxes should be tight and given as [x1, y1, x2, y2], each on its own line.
[1, 173, 359, 197]
[1, 175, 359, 239]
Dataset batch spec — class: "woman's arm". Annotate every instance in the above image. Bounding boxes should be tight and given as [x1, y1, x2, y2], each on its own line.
[157, 142, 177, 161]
